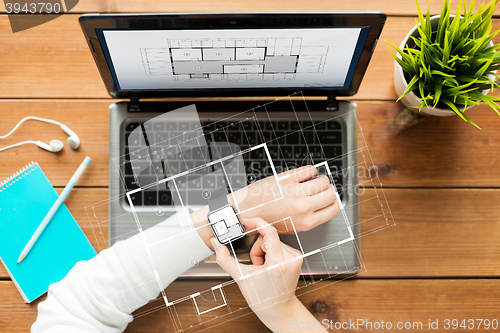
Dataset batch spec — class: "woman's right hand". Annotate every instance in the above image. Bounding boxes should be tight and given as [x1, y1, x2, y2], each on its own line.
[211, 217, 302, 309]
[211, 217, 328, 332]
[210, 218, 327, 333]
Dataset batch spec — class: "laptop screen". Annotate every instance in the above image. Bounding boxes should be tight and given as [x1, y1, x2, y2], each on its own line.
[96, 27, 370, 91]
[80, 13, 386, 98]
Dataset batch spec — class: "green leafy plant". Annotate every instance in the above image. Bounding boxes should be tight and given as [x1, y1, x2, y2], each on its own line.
[387, 0, 500, 128]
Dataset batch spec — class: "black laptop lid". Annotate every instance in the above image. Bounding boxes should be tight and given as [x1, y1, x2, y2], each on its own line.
[79, 13, 386, 99]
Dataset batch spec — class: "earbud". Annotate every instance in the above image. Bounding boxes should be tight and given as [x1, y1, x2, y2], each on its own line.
[36, 140, 64, 152]
[0, 116, 81, 153]
[60, 124, 80, 149]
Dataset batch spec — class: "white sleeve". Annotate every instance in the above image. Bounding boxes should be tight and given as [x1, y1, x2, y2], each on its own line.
[31, 207, 213, 333]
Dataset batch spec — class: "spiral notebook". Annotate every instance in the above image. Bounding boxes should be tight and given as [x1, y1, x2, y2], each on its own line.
[0, 162, 96, 303]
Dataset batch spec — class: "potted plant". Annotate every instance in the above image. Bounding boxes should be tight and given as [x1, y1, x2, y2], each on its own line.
[387, 0, 500, 128]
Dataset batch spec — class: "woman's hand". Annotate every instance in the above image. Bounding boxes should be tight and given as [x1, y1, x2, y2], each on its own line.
[233, 165, 340, 233]
[192, 165, 340, 251]
[211, 217, 328, 332]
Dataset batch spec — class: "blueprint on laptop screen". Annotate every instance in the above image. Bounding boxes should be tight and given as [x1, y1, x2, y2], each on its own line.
[97, 27, 369, 90]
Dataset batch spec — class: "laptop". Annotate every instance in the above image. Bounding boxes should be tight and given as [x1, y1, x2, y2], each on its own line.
[79, 13, 386, 277]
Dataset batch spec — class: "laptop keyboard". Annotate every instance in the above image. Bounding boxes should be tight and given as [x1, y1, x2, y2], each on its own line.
[122, 119, 344, 206]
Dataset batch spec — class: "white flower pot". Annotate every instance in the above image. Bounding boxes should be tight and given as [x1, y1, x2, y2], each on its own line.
[393, 15, 494, 117]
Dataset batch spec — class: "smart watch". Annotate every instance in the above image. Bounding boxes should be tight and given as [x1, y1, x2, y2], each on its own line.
[207, 185, 245, 244]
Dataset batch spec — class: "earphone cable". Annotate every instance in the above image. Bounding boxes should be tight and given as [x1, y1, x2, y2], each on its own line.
[0, 117, 62, 139]
[0, 141, 38, 152]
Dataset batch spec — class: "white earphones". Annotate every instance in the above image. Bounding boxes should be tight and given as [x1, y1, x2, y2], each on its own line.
[59, 124, 80, 149]
[0, 117, 80, 153]
[35, 140, 65, 152]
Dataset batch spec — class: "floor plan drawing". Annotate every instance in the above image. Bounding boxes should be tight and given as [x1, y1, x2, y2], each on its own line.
[104, 28, 363, 89]
[140, 37, 328, 81]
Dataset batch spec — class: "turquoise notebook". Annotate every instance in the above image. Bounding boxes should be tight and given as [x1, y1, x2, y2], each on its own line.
[0, 162, 96, 303]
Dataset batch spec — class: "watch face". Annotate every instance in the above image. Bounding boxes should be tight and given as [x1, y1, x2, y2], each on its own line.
[208, 204, 245, 244]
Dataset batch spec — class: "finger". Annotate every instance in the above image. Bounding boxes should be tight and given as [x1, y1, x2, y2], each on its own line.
[300, 174, 331, 196]
[313, 199, 340, 226]
[240, 218, 271, 236]
[210, 238, 242, 278]
[253, 234, 300, 266]
[241, 218, 258, 234]
[309, 185, 337, 211]
[285, 165, 317, 183]
[242, 218, 287, 236]
[247, 217, 284, 265]
[249, 236, 265, 266]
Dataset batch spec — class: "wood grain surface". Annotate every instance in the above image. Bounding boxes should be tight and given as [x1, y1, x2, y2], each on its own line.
[1, 2, 499, 332]
[1, 188, 498, 279]
[2, 0, 500, 16]
[1, 279, 498, 332]
[1, 14, 499, 100]
[1, 100, 499, 188]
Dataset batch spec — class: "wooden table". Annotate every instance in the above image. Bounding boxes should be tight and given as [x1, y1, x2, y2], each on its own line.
[1, 1, 499, 332]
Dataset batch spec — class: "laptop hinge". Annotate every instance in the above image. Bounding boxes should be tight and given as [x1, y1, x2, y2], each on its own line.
[326, 91, 339, 111]
[128, 93, 140, 112]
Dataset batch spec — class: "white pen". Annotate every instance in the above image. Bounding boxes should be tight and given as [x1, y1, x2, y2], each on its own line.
[17, 156, 91, 264]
